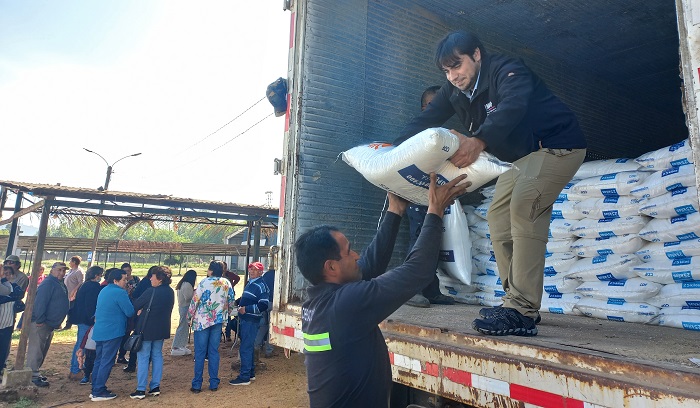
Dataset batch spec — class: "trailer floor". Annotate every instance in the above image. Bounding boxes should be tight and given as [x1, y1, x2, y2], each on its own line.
[389, 303, 700, 372]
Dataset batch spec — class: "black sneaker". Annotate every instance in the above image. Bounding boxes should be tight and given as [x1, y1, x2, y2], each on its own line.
[31, 377, 49, 387]
[91, 391, 117, 401]
[123, 365, 136, 373]
[148, 387, 160, 396]
[472, 307, 538, 336]
[479, 306, 541, 324]
[130, 390, 146, 400]
[426, 294, 455, 305]
[116, 357, 129, 364]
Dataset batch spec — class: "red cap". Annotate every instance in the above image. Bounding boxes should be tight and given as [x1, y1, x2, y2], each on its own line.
[248, 262, 264, 271]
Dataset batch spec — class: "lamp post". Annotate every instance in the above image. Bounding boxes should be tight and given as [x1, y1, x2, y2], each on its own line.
[83, 148, 142, 266]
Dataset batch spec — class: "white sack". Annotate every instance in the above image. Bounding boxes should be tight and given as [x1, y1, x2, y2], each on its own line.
[636, 239, 700, 261]
[638, 186, 700, 218]
[646, 282, 700, 308]
[635, 139, 693, 170]
[470, 219, 490, 239]
[575, 278, 661, 302]
[540, 293, 584, 315]
[474, 291, 505, 307]
[658, 306, 700, 316]
[480, 185, 496, 200]
[547, 237, 578, 254]
[569, 216, 648, 238]
[549, 219, 576, 239]
[566, 254, 642, 281]
[632, 257, 700, 284]
[638, 212, 700, 243]
[629, 164, 696, 199]
[543, 275, 581, 294]
[543, 252, 579, 275]
[656, 313, 700, 331]
[570, 234, 643, 257]
[439, 202, 472, 284]
[472, 237, 493, 255]
[474, 200, 491, 220]
[570, 171, 648, 198]
[574, 298, 659, 323]
[551, 200, 584, 220]
[472, 253, 498, 276]
[472, 275, 503, 294]
[575, 158, 642, 179]
[557, 181, 588, 202]
[574, 196, 644, 220]
[341, 128, 511, 206]
[465, 210, 482, 227]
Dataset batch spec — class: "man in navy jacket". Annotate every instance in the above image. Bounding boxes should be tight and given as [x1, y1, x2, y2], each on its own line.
[397, 30, 587, 336]
[296, 174, 468, 408]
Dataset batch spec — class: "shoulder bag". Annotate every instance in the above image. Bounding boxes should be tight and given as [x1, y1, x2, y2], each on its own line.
[123, 288, 156, 353]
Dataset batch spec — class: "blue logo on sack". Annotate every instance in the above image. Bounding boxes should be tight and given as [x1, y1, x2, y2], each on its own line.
[662, 167, 680, 177]
[599, 231, 616, 238]
[603, 196, 620, 204]
[677, 233, 699, 241]
[544, 266, 556, 276]
[672, 187, 689, 196]
[608, 280, 626, 287]
[494, 290, 506, 297]
[671, 215, 688, 224]
[664, 241, 681, 247]
[688, 301, 700, 307]
[602, 210, 620, 219]
[607, 316, 625, 322]
[549, 308, 564, 314]
[398, 165, 449, 189]
[439, 250, 455, 262]
[682, 282, 700, 289]
[597, 249, 614, 255]
[669, 140, 686, 151]
[592, 256, 607, 264]
[672, 271, 693, 282]
[670, 158, 691, 167]
[544, 285, 559, 294]
[601, 188, 619, 196]
[666, 183, 684, 192]
[675, 205, 697, 215]
[551, 210, 563, 219]
[666, 251, 686, 259]
[600, 174, 617, 180]
[443, 207, 451, 215]
[548, 293, 563, 299]
[672, 257, 692, 266]
[607, 298, 625, 305]
[682, 322, 700, 331]
[596, 273, 615, 281]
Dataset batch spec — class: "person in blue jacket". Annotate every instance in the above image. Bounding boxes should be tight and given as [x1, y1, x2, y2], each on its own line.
[90, 268, 134, 402]
[396, 30, 587, 336]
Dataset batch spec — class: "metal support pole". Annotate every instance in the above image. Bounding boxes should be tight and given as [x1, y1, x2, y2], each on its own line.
[244, 221, 252, 286]
[15, 197, 52, 371]
[5, 192, 23, 258]
[0, 187, 7, 220]
[253, 220, 262, 262]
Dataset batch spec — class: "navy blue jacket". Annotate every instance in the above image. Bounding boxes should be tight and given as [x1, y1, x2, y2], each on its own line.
[301, 211, 443, 408]
[397, 53, 586, 163]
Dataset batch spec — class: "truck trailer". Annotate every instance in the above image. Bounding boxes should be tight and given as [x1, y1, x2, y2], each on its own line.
[270, 1, 700, 406]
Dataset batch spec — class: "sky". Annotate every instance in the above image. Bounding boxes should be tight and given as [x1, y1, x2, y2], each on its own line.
[0, 1, 290, 212]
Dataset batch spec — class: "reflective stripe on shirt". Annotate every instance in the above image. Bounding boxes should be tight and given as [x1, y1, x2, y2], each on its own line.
[303, 332, 331, 352]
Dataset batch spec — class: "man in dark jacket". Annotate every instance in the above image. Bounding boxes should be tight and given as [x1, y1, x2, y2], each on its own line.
[26, 262, 70, 387]
[296, 174, 468, 408]
[396, 31, 587, 336]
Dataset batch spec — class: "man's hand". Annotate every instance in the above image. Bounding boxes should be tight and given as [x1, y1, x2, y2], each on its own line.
[238, 306, 246, 315]
[427, 173, 470, 217]
[386, 192, 408, 216]
[448, 130, 486, 168]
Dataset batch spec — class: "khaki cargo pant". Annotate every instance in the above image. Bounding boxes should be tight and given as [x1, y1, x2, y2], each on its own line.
[487, 148, 586, 318]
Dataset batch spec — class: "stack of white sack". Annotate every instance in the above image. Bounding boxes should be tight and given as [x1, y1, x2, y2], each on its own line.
[437, 270, 480, 304]
[340, 127, 511, 206]
[547, 182, 585, 256]
[561, 159, 662, 323]
[627, 140, 700, 329]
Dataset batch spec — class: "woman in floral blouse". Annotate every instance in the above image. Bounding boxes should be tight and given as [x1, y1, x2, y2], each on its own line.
[187, 260, 235, 392]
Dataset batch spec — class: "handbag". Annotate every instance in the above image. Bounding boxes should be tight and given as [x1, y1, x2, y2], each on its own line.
[123, 288, 156, 353]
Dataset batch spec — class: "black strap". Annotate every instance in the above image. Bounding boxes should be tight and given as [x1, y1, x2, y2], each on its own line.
[135, 288, 156, 334]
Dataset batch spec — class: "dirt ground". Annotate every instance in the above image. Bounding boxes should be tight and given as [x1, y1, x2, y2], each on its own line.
[4, 335, 308, 408]
[2, 295, 309, 408]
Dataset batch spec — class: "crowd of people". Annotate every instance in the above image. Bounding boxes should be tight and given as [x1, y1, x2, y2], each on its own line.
[0, 254, 276, 402]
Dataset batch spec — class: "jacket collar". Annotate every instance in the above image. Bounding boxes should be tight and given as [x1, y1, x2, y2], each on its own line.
[306, 281, 340, 299]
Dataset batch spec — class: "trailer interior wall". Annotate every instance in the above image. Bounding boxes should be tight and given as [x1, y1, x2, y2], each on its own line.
[288, 0, 688, 299]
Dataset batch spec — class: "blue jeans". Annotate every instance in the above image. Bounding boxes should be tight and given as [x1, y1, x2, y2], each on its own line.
[238, 318, 257, 381]
[70, 323, 90, 374]
[254, 312, 273, 355]
[192, 323, 221, 390]
[91, 337, 121, 395]
[136, 339, 163, 391]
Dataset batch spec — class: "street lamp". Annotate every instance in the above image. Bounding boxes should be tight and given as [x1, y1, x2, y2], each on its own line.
[83, 148, 142, 266]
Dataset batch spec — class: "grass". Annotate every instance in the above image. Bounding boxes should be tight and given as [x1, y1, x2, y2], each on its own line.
[12, 397, 37, 408]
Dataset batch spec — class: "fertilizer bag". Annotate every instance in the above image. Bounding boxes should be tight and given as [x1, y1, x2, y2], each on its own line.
[439, 202, 472, 284]
[341, 128, 511, 206]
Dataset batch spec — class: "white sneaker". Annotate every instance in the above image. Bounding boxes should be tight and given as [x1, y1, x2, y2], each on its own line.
[182, 347, 192, 355]
[170, 348, 186, 356]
